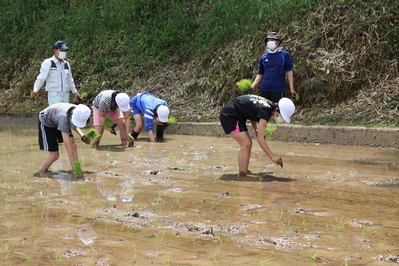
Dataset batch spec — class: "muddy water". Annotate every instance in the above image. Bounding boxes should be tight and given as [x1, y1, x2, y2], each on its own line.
[0, 125, 398, 265]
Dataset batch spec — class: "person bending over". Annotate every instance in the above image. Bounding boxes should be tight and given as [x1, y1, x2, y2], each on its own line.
[91, 90, 134, 147]
[129, 92, 170, 142]
[219, 95, 295, 176]
[38, 103, 91, 173]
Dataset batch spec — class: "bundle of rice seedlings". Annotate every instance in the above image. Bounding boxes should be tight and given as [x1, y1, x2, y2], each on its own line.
[85, 128, 101, 141]
[102, 117, 114, 128]
[236, 79, 252, 92]
[74, 162, 83, 178]
[167, 116, 177, 124]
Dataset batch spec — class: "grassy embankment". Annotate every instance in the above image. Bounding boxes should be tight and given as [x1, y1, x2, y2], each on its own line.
[0, 0, 398, 126]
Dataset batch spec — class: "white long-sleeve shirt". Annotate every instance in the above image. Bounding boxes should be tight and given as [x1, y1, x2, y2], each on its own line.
[33, 55, 77, 93]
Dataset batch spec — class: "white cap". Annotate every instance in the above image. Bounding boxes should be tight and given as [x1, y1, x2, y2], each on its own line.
[115, 93, 130, 112]
[71, 104, 91, 128]
[157, 105, 170, 123]
[278, 98, 295, 123]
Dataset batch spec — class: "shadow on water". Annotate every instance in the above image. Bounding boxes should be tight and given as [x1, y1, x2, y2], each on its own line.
[33, 170, 95, 181]
[92, 144, 131, 152]
[220, 172, 296, 182]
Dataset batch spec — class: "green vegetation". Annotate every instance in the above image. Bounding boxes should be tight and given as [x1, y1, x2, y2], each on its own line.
[236, 79, 252, 92]
[85, 128, 101, 141]
[102, 117, 114, 128]
[74, 161, 83, 178]
[0, 0, 398, 126]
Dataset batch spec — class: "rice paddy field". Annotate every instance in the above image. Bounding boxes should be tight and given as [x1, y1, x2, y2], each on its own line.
[0, 124, 398, 265]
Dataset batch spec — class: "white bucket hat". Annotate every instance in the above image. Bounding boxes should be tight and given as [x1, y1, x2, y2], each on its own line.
[71, 104, 91, 128]
[157, 105, 170, 123]
[278, 98, 295, 123]
[115, 93, 130, 112]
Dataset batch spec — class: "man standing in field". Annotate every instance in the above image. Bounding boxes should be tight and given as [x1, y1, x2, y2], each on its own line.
[251, 32, 296, 103]
[31, 41, 81, 105]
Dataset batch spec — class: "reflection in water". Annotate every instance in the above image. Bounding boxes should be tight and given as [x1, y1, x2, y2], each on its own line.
[77, 223, 97, 246]
[1, 127, 399, 265]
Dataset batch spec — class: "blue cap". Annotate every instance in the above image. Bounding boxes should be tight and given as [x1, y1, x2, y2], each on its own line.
[53, 41, 70, 50]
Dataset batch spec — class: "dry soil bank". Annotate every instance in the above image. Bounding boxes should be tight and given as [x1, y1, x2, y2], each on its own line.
[1, 114, 398, 148]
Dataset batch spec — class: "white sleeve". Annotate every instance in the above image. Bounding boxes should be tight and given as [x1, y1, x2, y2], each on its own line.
[33, 59, 51, 92]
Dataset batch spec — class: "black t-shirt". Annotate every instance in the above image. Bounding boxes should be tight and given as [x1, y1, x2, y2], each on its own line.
[232, 95, 272, 122]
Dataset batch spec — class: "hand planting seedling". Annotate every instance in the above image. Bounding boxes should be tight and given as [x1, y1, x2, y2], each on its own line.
[236, 79, 252, 92]
[74, 161, 83, 178]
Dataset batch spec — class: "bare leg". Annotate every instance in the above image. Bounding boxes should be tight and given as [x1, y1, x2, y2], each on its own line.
[115, 118, 128, 145]
[231, 131, 252, 176]
[39, 151, 60, 172]
[132, 114, 144, 135]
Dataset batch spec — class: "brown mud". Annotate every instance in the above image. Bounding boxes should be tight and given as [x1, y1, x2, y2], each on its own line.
[0, 121, 398, 265]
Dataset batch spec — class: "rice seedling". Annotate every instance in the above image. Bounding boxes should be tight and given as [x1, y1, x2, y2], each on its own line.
[260, 257, 277, 266]
[14, 251, 31, 261]
[54, 248, 63, 264]
[361, 222, 367, 238]
[213, 244, 222, 260]
[214, 233, 223, 244]
[376, 238, 387, 253]
[301, 216, 310, 233]
[30, 221, 36, 236]
[41, 207, 46, 220]
[74, 162, 83, 178]
[6, 220, 17, 233]
[236, 79, 252, 92]
[330, 217, 347, 232]
[194, 209, 206, 220]
[1, 240, 13, 259]
[62, 229, 70, 244]
[76, 216, 85, 227]
[127, 227, 137, 239]
[167, 116, 177, 124]
[85, 128, 101, 141]
[310, 252, 318, 264]
[171, 194, 181, 206]
[132, 243, 138, 259]
[276, 210, 292, 234]
[79, 183, 94, 202]
[154, 230, 165, 245]
[209, 198, 225, 211]
[102, 117, 114, 128]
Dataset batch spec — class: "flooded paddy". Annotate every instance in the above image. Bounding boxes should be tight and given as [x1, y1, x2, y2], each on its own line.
[0, 124, 398, 265]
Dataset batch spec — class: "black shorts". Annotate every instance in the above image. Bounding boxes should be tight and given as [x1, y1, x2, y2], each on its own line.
[38, 122, 72, 152]
[219, 101, 248, 134]
[260, 91, 285, 103]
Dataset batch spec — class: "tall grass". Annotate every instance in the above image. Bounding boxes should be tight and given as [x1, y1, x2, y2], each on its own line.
[0, 0, 319, 63]
[1, 0, 398, 110]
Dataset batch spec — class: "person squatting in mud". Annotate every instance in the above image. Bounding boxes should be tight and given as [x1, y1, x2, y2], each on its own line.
[37, 103, 91, 173]
[129, 92, 170, 142]
[219, 95, 295, 176]
[91, 90, 134, 147]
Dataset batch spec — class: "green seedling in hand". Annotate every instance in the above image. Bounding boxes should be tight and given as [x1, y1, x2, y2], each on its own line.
[236, 79, 252, 92]
[167, 116, 177, 124]
[85, 128, 101, 141]
[102, 117, 115, 128]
